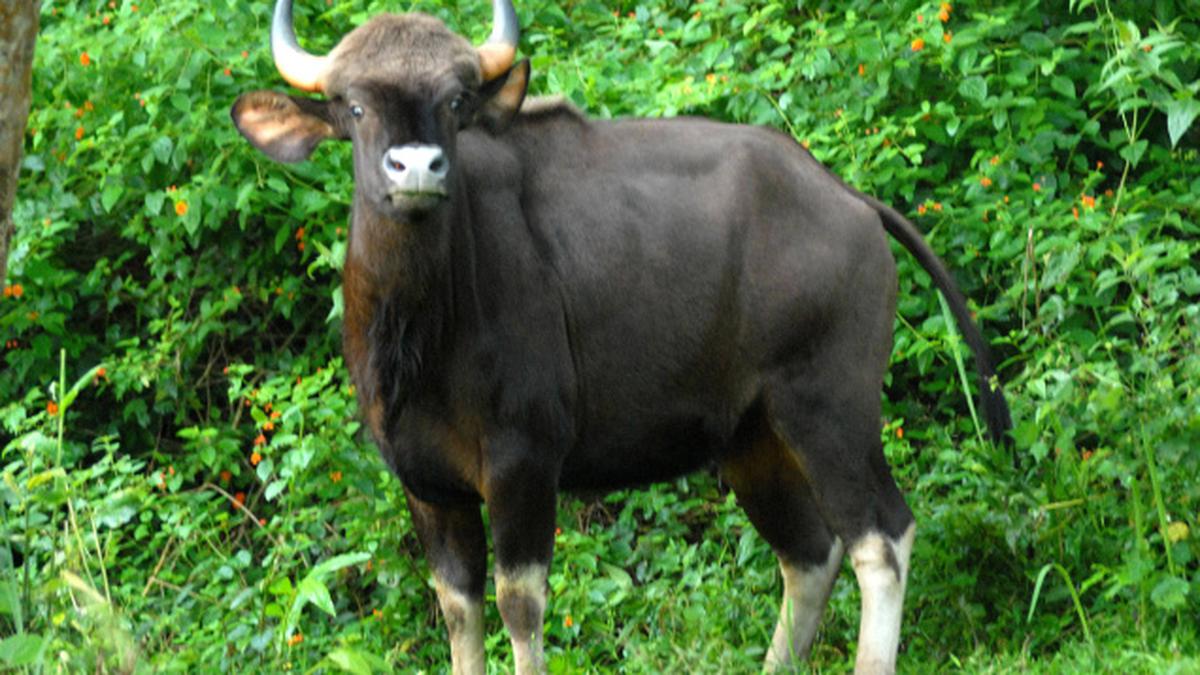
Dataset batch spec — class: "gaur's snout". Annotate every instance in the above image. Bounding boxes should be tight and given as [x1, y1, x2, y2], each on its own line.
[383, 144, 449, 197]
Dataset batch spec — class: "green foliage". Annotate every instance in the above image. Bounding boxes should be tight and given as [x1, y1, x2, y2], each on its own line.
[3, 0, 1198, 671]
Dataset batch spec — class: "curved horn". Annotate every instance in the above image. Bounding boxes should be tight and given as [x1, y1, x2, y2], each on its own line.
[477, 0, 519, 81]
[271, 0, 330, 93]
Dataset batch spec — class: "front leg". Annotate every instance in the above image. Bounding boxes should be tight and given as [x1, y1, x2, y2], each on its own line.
[404, 488, 487, 675]
[483, 433, 560, 675]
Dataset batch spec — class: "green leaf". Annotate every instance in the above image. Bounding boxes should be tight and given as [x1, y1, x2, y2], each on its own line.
[1165, 98, 1200, 148]
[296, 576, 336, 617]
[27, 468, 65, 489]
[95, 492, 138, 528]
[958, 76, 988, 103]
[0, 633, 44, 666]
[61, 364, 105, 412]
[1050, 76, 1076, 100]
[1019, 31, 1055, 54]
[323, 647, 379, 675]
[1119, 139, 1148, 167]
[311, 552, 371, 580]
[1150, 575, 1189, 610]
[101, 184, 124, 213]
[255, 457, 274, 483]
[144, 190, 166, 215]
[268, 576, 294, 596]
[151, 136, 173, 164]
[265, 478, 287, 502]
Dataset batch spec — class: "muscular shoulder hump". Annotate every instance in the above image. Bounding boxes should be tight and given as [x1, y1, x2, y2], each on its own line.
[519, 95, 586, 120]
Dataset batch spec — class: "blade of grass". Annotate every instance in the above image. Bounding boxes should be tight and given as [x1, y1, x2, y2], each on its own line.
[937, 292, 985, 447]
[1028, 562, 1094, 647]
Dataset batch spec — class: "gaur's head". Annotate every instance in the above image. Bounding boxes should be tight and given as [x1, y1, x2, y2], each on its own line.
[232, 0, 528, 218]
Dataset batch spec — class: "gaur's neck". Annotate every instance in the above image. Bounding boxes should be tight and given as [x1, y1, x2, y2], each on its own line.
[342, 196, 456, 432]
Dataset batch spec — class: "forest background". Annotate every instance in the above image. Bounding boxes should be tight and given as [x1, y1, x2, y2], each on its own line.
[2, 0, 1198, 671]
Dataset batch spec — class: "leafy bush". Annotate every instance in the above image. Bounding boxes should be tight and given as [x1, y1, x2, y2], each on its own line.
[2, 0, 1197, 671]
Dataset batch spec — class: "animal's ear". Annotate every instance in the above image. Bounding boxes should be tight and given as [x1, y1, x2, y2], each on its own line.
[475, 58, 529, 134]
[231, 90, 344, 163]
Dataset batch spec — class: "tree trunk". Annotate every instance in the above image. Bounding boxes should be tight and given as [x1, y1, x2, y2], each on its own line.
[0, 1, 40, 285]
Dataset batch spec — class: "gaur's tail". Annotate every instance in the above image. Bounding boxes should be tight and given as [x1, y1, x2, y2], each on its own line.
[858, 193, 1013, 444]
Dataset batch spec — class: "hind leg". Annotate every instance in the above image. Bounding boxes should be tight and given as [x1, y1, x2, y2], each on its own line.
[720, 411, 844, 671]
[765, 378, 915, 675]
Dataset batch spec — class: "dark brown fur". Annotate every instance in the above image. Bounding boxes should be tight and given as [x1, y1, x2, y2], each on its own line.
[232, 8, 1011, 671]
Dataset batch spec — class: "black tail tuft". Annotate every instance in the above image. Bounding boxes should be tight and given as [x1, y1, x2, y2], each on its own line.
[980, 370, 1013, 446]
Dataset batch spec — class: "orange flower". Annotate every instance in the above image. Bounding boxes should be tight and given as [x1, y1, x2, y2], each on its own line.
[373, 608, 383, 619]
[103, 15, 111, 25]
[1072, 206, 1079, 220]
[259, 517, 267, 526]
[911, 38, 925, 52]
[917, 204, 927, 216]
[75, 126, 84, 140]
[916, 13, 924, 23]
[168, 466, 175, 476]
[330, 470, 343, 483]
[220, 469, 232, 483]
[131, 4, 138, 11]
[80, 52, 91, 66]
[564, 615, 574, 628]
[223, 67, 231, 77]
[254, 433, 267, 446]
[8, 284, 24, 298]
[940, 2, 953, 10]
[250, 451, 262, 466]
[938, 8, 950, 22]
[858, 63, 865, 77]
[932, 202, 943, 212]
[175, 201, 188, 216]
[979, 176, 992, 187]
[233, 491, 246, 508]
[1081, 194, 1095, 209]
[943, 31, 953, 44]
[47, 400, 59, 416]
[288, 633, 303, 647]
[1032, 182, 1041, 192]
[262, 420, 275, 432]
[297, 241, 306, 251]
[989, 155, 1000, 166]
[270, 410, 281, 420]
[1096, 160, 1104, 170]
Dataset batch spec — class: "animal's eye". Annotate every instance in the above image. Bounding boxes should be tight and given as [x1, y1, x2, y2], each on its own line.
[349, 104, 364, 119]
[448, 94, 465, 113]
